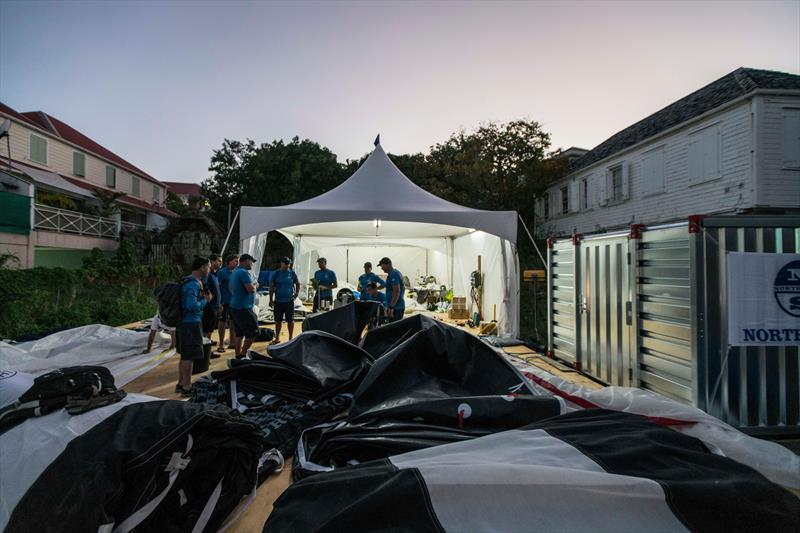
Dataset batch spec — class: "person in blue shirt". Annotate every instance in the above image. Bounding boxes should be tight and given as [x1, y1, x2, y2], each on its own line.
[215, 254, 239, 354]
[176, 257, 212, 396]
[202, 254, 222, 342]
[378, 256, 405, 322]
[313, 257, 337, 312]
[358, 262, 386, 294]
[269, 256, 300, 344]
[361, 282, 387, 306]
[229, 253, 259, 359]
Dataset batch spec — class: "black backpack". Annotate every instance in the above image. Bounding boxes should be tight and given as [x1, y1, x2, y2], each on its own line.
[154, 277, 192, 328]
[0, 366, 125, 432]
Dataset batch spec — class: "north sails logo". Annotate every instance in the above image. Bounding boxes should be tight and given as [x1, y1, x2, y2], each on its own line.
[774, 260, 800, 318]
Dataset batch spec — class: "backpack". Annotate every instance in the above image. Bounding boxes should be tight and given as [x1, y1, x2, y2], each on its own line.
[154, 277, 192, 328]
[0, 366, 126, 432]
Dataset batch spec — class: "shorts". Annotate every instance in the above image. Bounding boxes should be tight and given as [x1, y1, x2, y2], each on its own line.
[150, 314, 175, 333]
[273, 301, 294, 324]
[176, 322, 204, 360]
[202, 305, 218, 334]
[388, 308, 405, 323]
[230, 307, 259, 339]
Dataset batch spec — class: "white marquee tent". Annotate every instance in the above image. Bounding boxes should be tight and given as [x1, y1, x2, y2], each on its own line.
[239, 143, 520, 336]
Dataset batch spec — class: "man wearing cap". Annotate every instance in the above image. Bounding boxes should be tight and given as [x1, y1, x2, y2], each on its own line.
[378, 257, 405, 322]
[176, 257, 212, 396]
[313, 257, 337, 312]
[269, 257, 300, 344]
[357, 262, 385, 297]
[229, 253, 259, 358]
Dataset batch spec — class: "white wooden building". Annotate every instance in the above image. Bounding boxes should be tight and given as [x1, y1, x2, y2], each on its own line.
[536, 68, 800, 237]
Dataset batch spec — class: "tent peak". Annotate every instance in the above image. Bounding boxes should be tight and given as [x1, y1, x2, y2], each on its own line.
[374, 134, 380, 146]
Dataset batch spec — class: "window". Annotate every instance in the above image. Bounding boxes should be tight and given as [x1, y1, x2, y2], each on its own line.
[106, 165, 116, 188]
[560, 186, 569, 214]
[153, 184, 160, 203]
[132, 176, 140, 197]
[641, 146, 665, 196]
[782, 108, 800, 169]
[581, 178, 588, 210]
[610, 165, 623, 201]
[29, 134, 47, 164]
[688, 124, 720, 184]
[73, 152, 86, 177]
[543, 193, 550, 220]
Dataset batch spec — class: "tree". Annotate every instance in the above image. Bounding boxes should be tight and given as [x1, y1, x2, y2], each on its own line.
[91, 190, 126, 218]
[165, 191, 190, 217]
[202, 137, 349, 234]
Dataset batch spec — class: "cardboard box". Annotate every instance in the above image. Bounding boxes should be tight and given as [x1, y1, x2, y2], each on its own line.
[448, 308, 469, 320]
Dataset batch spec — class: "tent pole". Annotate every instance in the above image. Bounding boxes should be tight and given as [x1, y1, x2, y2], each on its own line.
[220, 209, 240, 255]
[518, 214, 547, 273]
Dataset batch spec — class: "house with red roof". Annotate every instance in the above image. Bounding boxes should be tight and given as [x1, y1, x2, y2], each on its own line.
[0, 101, 175, 268]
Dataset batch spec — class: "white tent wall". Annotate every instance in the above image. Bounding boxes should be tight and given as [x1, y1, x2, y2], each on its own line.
[452, 231, 519, 337]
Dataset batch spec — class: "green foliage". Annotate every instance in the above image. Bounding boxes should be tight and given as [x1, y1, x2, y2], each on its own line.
[165, 191, 190, 217]
[36, 191, 77, 211]
[0, 249, 180, 340]
[90, 189, 126, 217]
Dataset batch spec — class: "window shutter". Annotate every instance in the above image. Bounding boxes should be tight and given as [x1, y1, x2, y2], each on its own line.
[570, 181, 579, 212]
[782, 109, 800, 169]
[688, 134, 703, 184]
[621, 162, 630, 200]
[599, 171, 609, 206]
[704, 126, 720, 179]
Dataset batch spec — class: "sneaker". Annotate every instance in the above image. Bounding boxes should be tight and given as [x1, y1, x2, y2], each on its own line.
[180, 387, 193, 398]
[174, 384, 183, 393]
[215, 347, 226, 353]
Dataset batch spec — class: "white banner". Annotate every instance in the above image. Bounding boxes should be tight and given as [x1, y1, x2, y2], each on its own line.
[726, 252, 800, 346]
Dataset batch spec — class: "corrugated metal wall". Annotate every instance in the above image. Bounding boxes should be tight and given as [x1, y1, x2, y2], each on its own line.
[547, 239, 577, 364]
[694, 217, 800, 434]
[547, 215, 800, 434]
[634, 225, 693, 403]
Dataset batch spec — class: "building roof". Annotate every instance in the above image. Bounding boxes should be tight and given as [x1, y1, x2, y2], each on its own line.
[570, 67, 800, 173]
[0, 101, 163, 186]
[163, 181, 203, 196]
[61, 175, 177, 217]
[18, 110, 162, 185]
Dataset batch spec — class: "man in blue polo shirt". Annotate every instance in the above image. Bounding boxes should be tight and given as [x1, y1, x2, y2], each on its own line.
[358, 262, 385, 295]
[313, 257, 337, 312]
[216, 254, 238, 353]
[361, 282, 387, 306]
[378, 256, 405, 322]
[176, 257, 212, 396]
[229, 253, 259, 359]
[269, 256, 300, 344]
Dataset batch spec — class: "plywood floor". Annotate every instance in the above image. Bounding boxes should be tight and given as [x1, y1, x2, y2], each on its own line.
[124, 313, 598, 532]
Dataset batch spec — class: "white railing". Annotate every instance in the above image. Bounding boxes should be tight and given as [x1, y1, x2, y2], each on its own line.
[34, 204, 118, 238]
[120, 220, 147, 233]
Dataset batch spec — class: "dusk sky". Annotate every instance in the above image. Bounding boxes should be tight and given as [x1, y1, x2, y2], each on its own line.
[1, 0, 798, 182]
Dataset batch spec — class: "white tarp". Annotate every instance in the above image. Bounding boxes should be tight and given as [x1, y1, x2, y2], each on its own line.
[510, 357, 800, 491]
[726, 252, 800, 346]
[0, 325, 175, 387]
[240, 144, 520, 336]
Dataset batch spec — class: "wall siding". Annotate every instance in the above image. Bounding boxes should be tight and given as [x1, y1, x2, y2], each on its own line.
[536, 101, 756, 237]
[756, 94, 800, 208]
[0, 117, 166, 203]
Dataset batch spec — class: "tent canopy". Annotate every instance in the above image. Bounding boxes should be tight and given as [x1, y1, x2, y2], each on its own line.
[239, 144, 518, 243]
[239, 143, 520, 336]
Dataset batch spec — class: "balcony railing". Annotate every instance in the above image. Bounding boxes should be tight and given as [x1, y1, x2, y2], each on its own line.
[33, 204, 147, 239]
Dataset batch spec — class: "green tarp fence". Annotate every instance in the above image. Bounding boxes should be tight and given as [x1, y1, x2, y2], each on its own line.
[0, 190, 31, 235]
